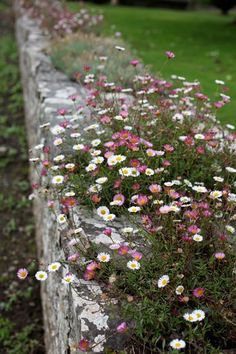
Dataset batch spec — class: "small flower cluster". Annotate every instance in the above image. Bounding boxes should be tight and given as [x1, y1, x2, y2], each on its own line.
[21, 0, 103, 37]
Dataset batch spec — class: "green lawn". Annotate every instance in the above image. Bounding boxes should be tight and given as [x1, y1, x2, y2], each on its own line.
[68, 2, 236, 124]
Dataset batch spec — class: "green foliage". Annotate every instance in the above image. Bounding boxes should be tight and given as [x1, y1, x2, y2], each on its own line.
[51, 32, 145, 87]
[67, 2, 236, 124]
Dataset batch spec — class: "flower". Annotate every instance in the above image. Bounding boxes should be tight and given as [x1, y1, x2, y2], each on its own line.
[53, 154, 65, 162]
[48, 262, 61, 272]
[193, 287, 205, 298]
[110, 193, 125, 206]
[57, 214, 67, 224]
[97, 206, 110, 218]
[128, 206, 141, 213]
[176, 285, 184, 295]
[192, 185, 208, 193]
[157, 275, 170, 288]
[103, 213, 116, 221]
[226, 167, 236, 173]
[192, 309, 205, 321]
[85, 163, 97, 172]
[210, 190, 222, 199]
[52, 175, 64, 184]
[226, 225, 235, 234]
[35, 271, 48, 281]
[17, 268, 28, 280]
[97, 252, 111, 262]
[169, 339, 186, 350]
[116, 322, 128, 333]
[78, 339, 90, 352]
[165, 51, 175, 59]
[73, 144, 84, 150]
[127, 260, 140, 270]
[183, 312, 198, 322]
[193, 234, 203, 242]
[62, 272, 75, 284]
[145, 168, 154, 176]
[96, 177, 108, 184]
[214, 252, 225, 260]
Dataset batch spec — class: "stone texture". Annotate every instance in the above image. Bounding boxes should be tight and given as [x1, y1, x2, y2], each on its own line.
[14, 2, 125, 353]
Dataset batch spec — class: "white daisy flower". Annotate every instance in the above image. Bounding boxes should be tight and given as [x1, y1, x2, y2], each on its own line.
[52, 175, 64, 184]
[213, 176, 224, 182]
[91, 139, 101, 147]
[194, 134, 205, 140]
[65, 163, 75, 170]
[183, 312, 198, 322]
[97, 252, 111, 262]
[192, 309, 205, 321]
[62, 273, 75, 284]
[35, 271, 48, 281]
[73, 144, 84, 151]
[57, 214, 67, 224]
[119, 167, 131, 177]
[48, 262, 61, 272]
[145, 168, 155, 176]
[88, 184, 102, 193]
[128, 206, 141, 213]
[130, 168, 140, 177]
[175, 285, 184, 295]
[70, 132, 81, 138]
[157, 275, 170, 288]
[92, 156, 104, 164]
[127, 260, 140, 270]
[210, 190, 222, 199]
[122, 227, 134, 233]
[226, 167, 236, 173]
[51, 125, 65, 135]
[86, 163, 97, 172]
[226, 225, 235, 234]
[169, 339, 186, 350]
[192, 186, 208, 193]
[96, 177, 108, 184]
[53, 138, 63, 146]
[53, 154, 65, 162]
[97, 206, 110, 218]
[65, 191, 75, 197]
[193, 234, 203, 242]
[103, 214, 116, 221]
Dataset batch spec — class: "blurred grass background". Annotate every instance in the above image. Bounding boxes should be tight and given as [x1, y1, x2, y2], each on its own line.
[67, 2, 236, 124]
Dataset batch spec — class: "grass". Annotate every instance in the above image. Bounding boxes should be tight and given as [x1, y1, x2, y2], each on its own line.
[67, 2, 236, 124]
[0, 4, 44, 353]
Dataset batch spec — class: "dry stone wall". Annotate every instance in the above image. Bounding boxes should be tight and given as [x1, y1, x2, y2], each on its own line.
[14, 2, 125, 353]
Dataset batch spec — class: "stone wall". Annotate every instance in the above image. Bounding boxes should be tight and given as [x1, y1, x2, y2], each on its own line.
[14, 3, 125, 353]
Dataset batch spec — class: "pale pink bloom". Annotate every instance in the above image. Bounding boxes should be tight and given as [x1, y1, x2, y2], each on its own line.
[116, 322, 128, 333]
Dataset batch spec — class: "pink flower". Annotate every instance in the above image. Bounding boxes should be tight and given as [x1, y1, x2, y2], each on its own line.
[214, 252, 225, 260]
[118, 245, 129, 255]
[116, 322, 128, 333]
[165, 51, 175, 59]
[193, 287, 205, 298]
[188, 225, 200, 234]
[17, 268, 28, 280]
[103, 228, 112, 236]
[149, 184, 162, 194]
[86, 261, 99, 271]
[164, 144, 174, 152]
[136, 194, 148, 206]
[130, 59, 139, 67]
[78, 339, 90, 351]
[67, 254, 79, 262]
[131, 251, 143, 261]
[113, 193, 125, 206]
